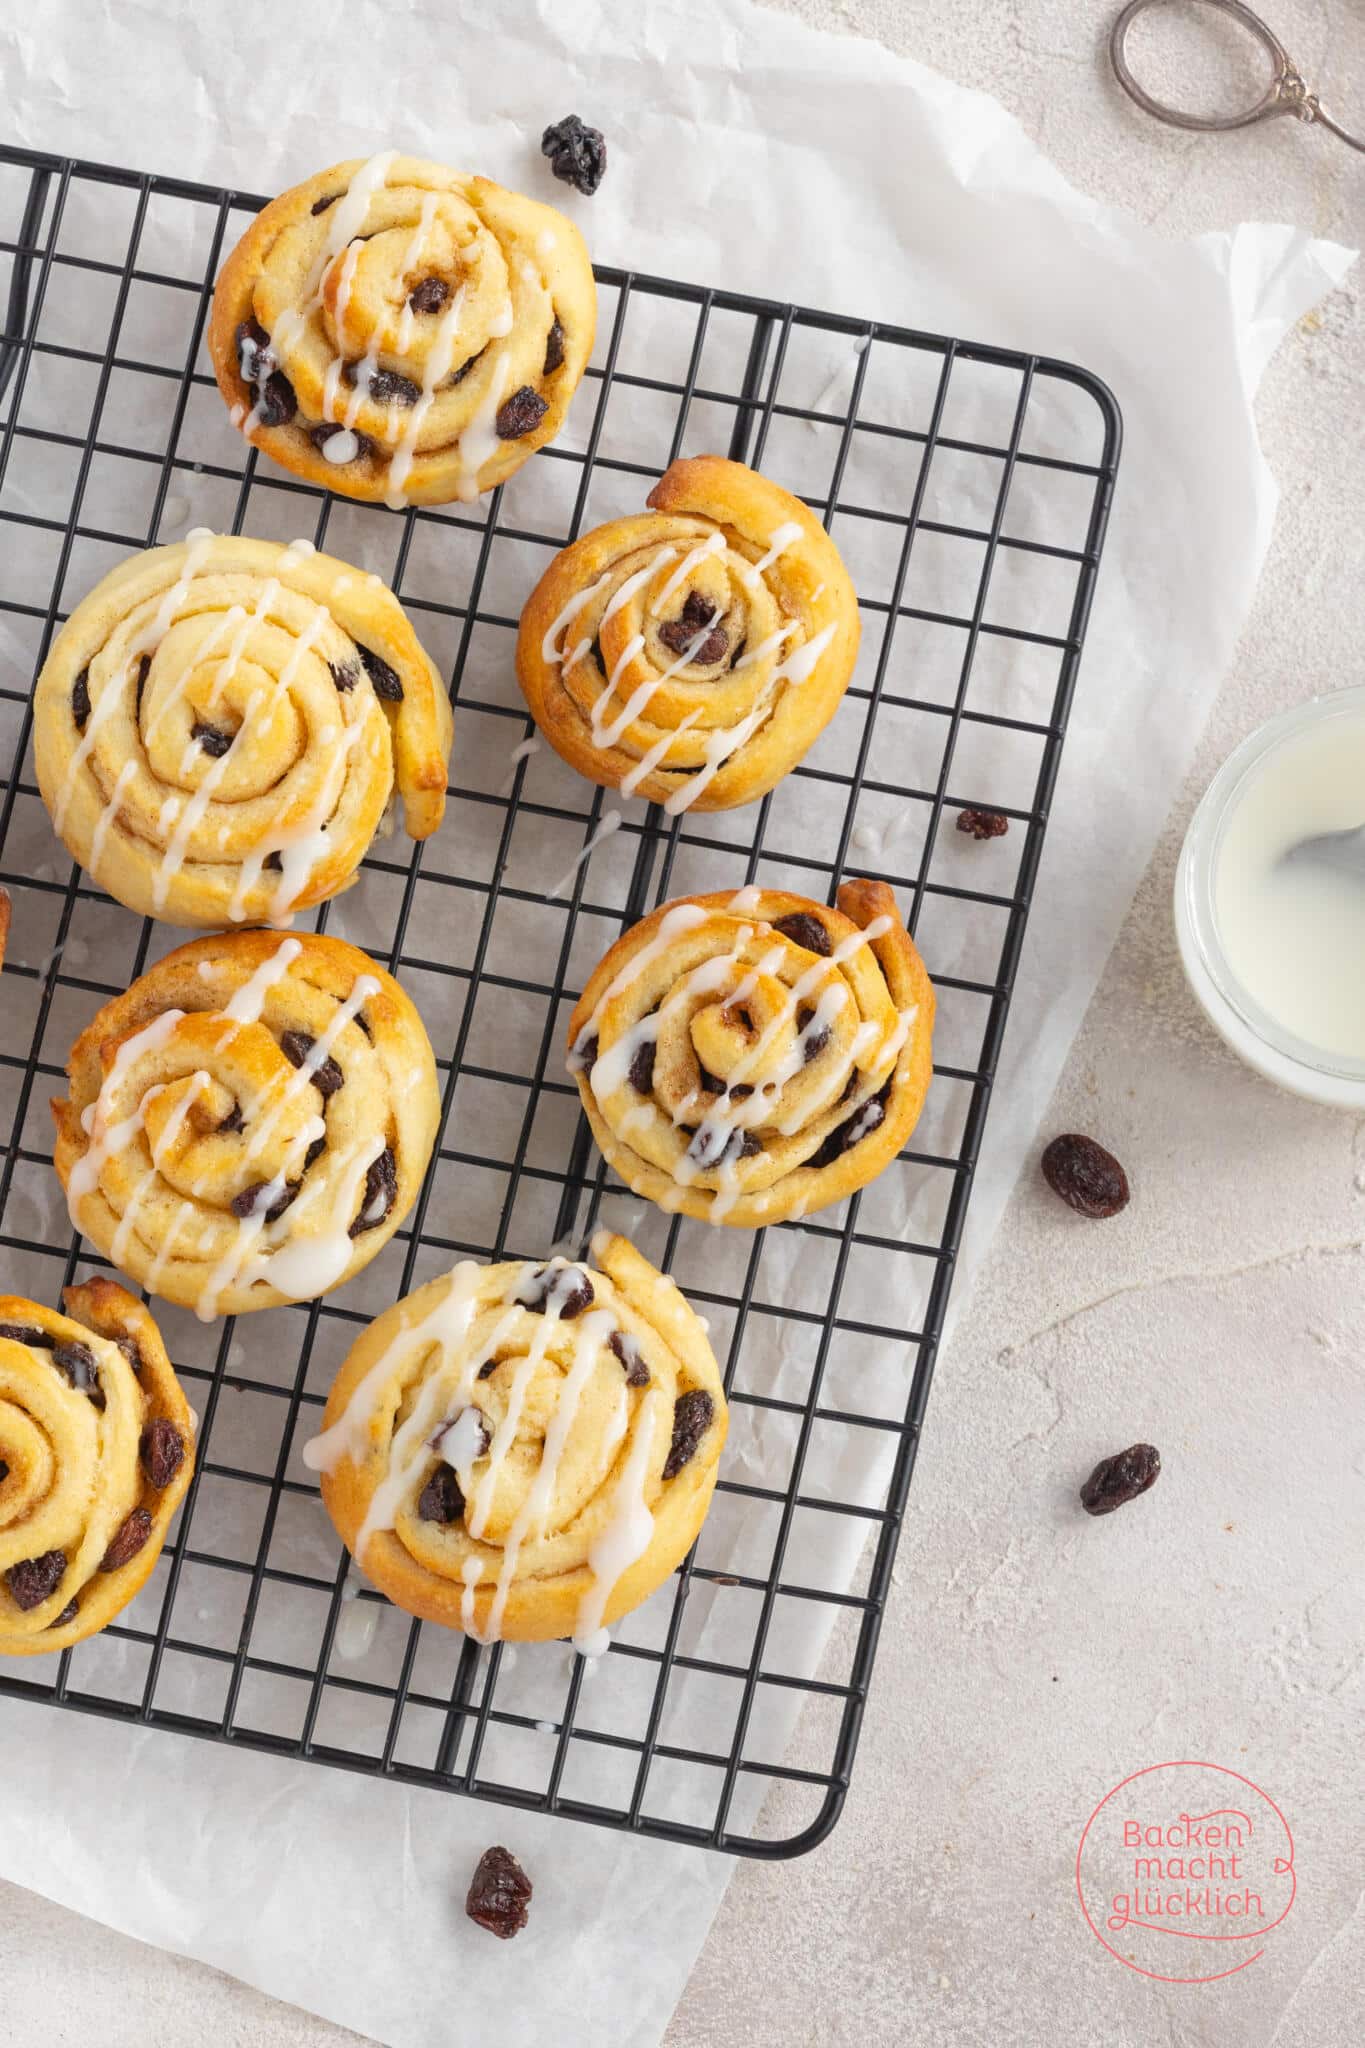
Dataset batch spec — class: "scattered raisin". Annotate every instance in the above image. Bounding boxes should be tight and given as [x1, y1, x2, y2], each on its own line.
[1080, 1443, 1161, 1516]
[263, 852, 284, 872]
[687, 1122, 761, 1169]
[541, 114, 608, 197]
[518, 1263, 595, 1320]
[281, 1030, 344, 1098]
[5, 1550, 66, 1610]
[496, 386, 550, 440]
[134, 652, 151, 718]
[663, 1389, 714, 1480]
[139, 1418, 185, 1489]
[609, 1330, 650, 1388]
[956, 807, 1009, 841]
[797, 1007, 830, 1063]
[658, 589, 727, 663]
[408, 276, 448, 314]
[311, 192, 339, 215]
[697, 1066, 727, 1097]
[450, 346, 486, 387]
[303, 1135, 327, 1172]
[100, 1507, 152, 1571]
[1041, 1134, 1130, 1220]
[115, 1335, 143, 1375]
[429, 1408, 491, 1460]
[628, 1039, 656, 1094]
[50, 1599, 79, 1628]
[191, 721, 234, 758]
[0, 1321, 52, 1348]
[358, 644, 404, 702]
[52, 1340, 103, 1407]
[309, 422, 374, 460]
[350, 1146, 397, 1236]
[773, 911, 831, 956]
[329, 659, 362, 693]
[477, 1357, 499, 1381]
[0, 1459, 7, 1484]
[344, 360, 420, 407]
[72, 667, 91, 731]
[354, 1009, 373, 1040]
[417, 1464, 464, 1524]
[543, 318, 566, 373]
[466, 1845, 532, 1940]
[217, 1101, 245, 1135]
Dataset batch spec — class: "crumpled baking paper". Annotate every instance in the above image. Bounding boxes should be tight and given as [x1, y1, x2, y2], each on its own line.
[0, 0, 1353, 2044]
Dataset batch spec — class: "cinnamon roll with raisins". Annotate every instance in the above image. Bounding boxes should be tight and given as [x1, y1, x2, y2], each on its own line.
[0, 1279, 194, 1657]
[209, 153, 595, 506]
[33, 532, 452, 929]
[517, 456, 860, 811]
[306, 1232, 726, 1647]
[567, 881, 934, 1226]
[52, 931, 438, 1318]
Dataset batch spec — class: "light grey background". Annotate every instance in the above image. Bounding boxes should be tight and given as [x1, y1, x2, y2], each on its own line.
[1, 2, 1361, 2044]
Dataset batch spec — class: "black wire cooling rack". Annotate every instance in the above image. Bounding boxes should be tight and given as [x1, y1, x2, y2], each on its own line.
[0, 143, 1120, 1858]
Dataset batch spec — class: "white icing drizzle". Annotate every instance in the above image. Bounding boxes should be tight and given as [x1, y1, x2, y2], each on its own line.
[738, 520, 803, 588]
[272, 152, 398, 363]
[572, 1386, 661, 1656]
[726, 885, 765, 915]
[568, 903, 709, 1064]
[650, 532, 726, 614]
[545, 809, 622, 901]
[385, 281, 469, 508]
[774, 621, 837, 688]
[732, 621, 799, 672]
[449, 337, 513, 506]
[88, 758, 136, 876]
[619, 711, 700, 798]
[541, 577, 609, 663]
[590, 605, 724, 753]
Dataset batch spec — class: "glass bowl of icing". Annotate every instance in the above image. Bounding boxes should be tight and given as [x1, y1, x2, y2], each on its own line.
[1176, 685, 1365, 1109]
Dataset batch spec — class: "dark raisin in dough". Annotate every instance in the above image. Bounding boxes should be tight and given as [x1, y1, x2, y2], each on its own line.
[256, 370, 297, 428]
[663, 1389, 714, 1480]
[311, 192, 339, 215]
[72, 668, 91, 731]
[263, 852, 284, 872]
[358, 645, 404, 702]
[517, 1264, 595, 1320]
[302, 1135, 327, 1172]
[450, 345, 486, 387]
[115, 1335, 143, 1375]
[569, 1031, 599, 1074]
[658, 590, 728, 664]
[773, 911, 831, 956]
[140, 1418, 185, 1489]
[0, 1322, 52, 1348]
[234, 317, 276, 383]
[796, 1005, 830, 1063]
[100, 1507, 153, 1572]
[541, 115, 608, 196]
[52, 1340, 103, 1407]
[231, 1179, 297, 1222]
[350, 1147, 397, 1237]
[50, 1599, 79, 1628]
[496, 386, 550, 440]
[686, 1121, 760, 1169]
[543, 318, 566, 373]
[134, 653, 151, 718]
[417, 1464, 465, 1524]
[280, 1030, 344, 1098]
[628, 1039, 656, 1094]
[807, 1084, 889, 1168]
[329, 659, 362, 693]
[0, 1459, 8, 1484]
[344, 360, 420, 407]
[608, 1329, 650, 1387]
[429, 1408, 491, 1460]
[309, 422, 374, 460]
[191, 721, 234, 758]
[408, 276, 448, 314]
[5, 1550, 67, 1610]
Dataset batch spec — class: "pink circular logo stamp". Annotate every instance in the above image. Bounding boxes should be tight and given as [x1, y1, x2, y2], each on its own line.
[1076, 1761, 1296, 1982]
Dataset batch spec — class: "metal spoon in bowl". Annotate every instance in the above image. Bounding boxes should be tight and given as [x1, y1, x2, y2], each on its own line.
[1279, 822, 1365, 881]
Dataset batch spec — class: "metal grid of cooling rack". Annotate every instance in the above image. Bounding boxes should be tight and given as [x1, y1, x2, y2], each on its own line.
[0, 143, 1120, 1858]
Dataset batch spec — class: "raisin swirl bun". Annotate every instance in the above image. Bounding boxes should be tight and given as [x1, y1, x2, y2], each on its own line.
[0, 1279, 193, 1657]
[516, 456, 859, 812]
[208, 152, 596, 507]
[52, 931, 439, 1320]
[305, 1232, 726, 1648]
[32, 532, 452, 931]
[567, 881, 934, 1226]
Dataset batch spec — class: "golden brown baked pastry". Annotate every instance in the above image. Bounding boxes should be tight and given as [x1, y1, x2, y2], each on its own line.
[567, 880, 934, 1226]
[0, 1279, 194, 1657]
[208, 153, 596, 507]
[305, 1232, 726, 1647]
[32, 532, 452, 930]
[515, 455, 859, 811]
[52, 930, 439, 1319]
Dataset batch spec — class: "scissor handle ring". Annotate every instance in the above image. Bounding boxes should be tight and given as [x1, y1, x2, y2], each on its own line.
[1110, 0, 1292, 132]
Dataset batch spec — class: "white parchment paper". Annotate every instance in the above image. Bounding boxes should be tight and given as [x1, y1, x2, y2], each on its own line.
[0, 1, 1354, 2044]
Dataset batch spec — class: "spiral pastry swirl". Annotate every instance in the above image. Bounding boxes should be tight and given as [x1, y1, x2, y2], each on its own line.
[517, 456, 860, 812]
[0, 1279, 194, 1657]
[208, 153, 596, 507]
[52, 931, 439, 1320]
[33, 532, 452, 930]
[567, 881, 934, 1227]
[306, 1233, 727, 1647]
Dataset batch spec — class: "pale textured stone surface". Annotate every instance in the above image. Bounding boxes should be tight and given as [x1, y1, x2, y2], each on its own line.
[2, 2, 1361, 2043]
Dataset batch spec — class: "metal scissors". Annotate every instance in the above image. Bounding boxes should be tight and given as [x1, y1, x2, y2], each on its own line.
[1110, 0, 1365, 153]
